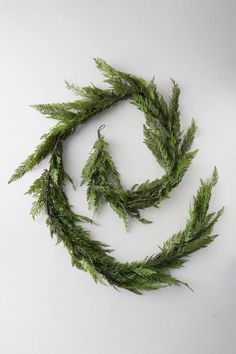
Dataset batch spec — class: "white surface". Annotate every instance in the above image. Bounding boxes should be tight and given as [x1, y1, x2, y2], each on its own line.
[1, 1, 236, 353]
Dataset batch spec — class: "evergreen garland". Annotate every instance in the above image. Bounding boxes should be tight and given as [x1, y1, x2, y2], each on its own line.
[9, 59, 223, 294]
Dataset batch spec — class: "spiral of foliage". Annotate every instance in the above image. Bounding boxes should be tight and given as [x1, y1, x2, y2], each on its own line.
[9, 59, 223, 293]
[9, 58, 197, 226]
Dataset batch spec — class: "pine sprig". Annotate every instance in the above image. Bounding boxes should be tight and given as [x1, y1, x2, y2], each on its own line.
[143, 124, 172, 172]
[81, 126, 123, 219]
[8, 122, 75, 183]
[180, 119, 197, 156]
[25, 169, 49, 219]
[147, 170, 224, 271]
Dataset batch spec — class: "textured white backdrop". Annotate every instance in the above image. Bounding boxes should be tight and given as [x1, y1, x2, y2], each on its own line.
[1, 1, 236, 353]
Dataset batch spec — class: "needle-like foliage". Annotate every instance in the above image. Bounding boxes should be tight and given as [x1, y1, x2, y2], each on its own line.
[9, 58, 223, 293]
[9, 58, 197, 228]
[27, 155, 223, 293]
[81, 125, 124, 217]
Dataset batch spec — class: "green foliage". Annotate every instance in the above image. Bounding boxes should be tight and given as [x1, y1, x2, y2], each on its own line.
[9, 58, 198, 228]
[80, 127, 130, 225]
[25, 169, 49, 219]
[79, 59, 199, 225]
[81, 131, 121, 190]
[40, 163, 223, 293]
[146, 169, 224, 272]
[9, 58, 223, 293]
[143, 125, 172, 172]
[8, 122, 75, 183]
[180, 119, 197, 156]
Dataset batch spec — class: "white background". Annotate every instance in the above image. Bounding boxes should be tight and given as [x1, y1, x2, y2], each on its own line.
[1, 1, 236, 353]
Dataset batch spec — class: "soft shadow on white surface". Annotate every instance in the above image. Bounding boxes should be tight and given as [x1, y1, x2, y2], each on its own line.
[1, 1, 236, 354]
